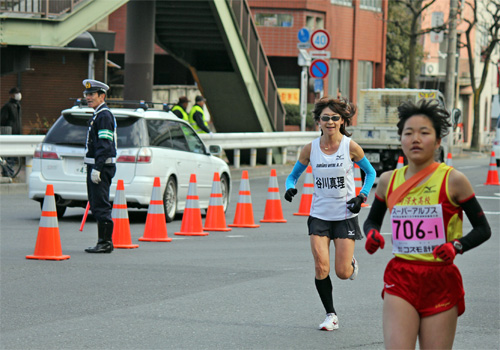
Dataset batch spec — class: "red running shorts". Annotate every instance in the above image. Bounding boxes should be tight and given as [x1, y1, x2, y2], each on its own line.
[382, 257, 465, 318]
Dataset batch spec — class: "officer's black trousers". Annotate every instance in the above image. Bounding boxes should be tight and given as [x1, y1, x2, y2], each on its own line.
[86, 165, 116, 223]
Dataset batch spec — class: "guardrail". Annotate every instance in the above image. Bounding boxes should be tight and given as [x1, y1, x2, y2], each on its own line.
[0, 132, 320, 181]
[199, 131, 319, 167]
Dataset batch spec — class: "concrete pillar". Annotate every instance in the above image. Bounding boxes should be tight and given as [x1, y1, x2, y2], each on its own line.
[124, 0, 155, 101]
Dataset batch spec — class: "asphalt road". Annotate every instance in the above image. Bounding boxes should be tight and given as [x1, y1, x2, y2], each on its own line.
[1, 155, 499, 350]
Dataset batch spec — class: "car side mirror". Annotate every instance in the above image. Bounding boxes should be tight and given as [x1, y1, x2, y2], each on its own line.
[208, 145, 222, 156]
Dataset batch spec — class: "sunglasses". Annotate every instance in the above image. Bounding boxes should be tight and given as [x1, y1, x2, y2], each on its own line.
[320, 115, 341, 122]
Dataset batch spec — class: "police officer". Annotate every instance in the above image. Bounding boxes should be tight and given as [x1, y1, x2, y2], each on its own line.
[171, 96, 190, 121]
[188, 95, 211, 133]
[82, 79, 117, 253]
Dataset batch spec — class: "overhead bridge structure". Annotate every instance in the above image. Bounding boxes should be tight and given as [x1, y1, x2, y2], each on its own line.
[1, 0, 285, 133]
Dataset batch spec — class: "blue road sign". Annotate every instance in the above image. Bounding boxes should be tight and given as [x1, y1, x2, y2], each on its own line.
[314, 79, 324, 93]
[309, 59, 329, 79]
[297, 28, 310, 43]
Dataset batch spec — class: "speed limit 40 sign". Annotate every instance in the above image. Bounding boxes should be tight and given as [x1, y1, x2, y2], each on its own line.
[310, 29, 330, 50]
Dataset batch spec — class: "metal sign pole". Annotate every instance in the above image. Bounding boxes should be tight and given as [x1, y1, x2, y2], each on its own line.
[300, 66, 308, 132]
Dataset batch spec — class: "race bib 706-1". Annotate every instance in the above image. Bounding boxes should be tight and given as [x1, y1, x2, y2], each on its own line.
[390, 204, 446, 255]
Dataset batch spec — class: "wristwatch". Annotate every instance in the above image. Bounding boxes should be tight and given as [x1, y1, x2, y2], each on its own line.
[358, 192, 367, 203]
[452, 240, 463, 254]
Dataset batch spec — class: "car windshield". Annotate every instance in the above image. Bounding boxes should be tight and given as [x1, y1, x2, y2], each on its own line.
[44, 113, 145, 148]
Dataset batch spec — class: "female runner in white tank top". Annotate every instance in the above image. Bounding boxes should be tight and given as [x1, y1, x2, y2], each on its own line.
[285, 97, 376, 330]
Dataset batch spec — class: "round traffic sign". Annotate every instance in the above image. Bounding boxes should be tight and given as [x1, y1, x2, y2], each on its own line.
[297, 27, 310, 43]
[309, 59, 329, 79]
[310, 29, 330, 50]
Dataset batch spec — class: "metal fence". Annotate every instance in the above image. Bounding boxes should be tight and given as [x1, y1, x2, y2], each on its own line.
[0, 0, 85, 18]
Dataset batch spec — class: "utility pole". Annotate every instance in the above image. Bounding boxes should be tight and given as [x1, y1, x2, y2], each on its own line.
[444, 0, 458, 154]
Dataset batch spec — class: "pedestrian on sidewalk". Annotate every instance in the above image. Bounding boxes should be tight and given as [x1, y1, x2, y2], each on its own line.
[284, 96, 376, 331]
[188, 95, 211, 134]
[363, 99, 491, 349]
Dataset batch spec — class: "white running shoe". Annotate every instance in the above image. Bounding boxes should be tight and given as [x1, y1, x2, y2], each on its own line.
[349, 256, 358, 280]
[319, 313, 339, 331]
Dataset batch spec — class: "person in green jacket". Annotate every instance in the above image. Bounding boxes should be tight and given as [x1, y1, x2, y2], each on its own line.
[188, 95, 211, 134]
[171, 96, 190, 121]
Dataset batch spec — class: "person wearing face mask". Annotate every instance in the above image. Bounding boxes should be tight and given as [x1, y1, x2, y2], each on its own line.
[1, 87, 22, 135]
[1, 87, 23, 178]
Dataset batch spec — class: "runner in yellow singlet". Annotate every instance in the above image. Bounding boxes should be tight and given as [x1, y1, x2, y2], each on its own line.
[363, 99, 491, 350]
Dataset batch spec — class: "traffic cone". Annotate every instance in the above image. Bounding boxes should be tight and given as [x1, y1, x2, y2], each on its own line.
[26, 184, 70, 260]
[228, 170, 260, 228]
[396, 156, 404, 169]
[446, 153, 453, 167]
[112, 180, 139, 249]
[484, 152, 500, 185]
[354, 163, 369, 207]
[139, 177, 172, 242]
[261, 169, 287, 223]
[203, 172, 231, 232]
[294, 166, 313, 216]
[175, 174, 208, 236]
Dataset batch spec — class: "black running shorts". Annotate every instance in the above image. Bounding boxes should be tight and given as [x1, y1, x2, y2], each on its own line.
[307, 216, 363, 240]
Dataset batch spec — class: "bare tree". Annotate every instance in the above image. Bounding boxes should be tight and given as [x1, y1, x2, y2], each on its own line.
[392, 0, 447, 88]
[461, 0, 500, 150]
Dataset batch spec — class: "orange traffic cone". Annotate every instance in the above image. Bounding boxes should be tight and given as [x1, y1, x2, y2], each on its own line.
[446, 153, 453, 167]
[204, 172, 231, 232]
[484, 152, 500, 185]
[112, 180, 139, 249]
[396, 156, 404, 169]
[139, 177, 172, 242]
[26, 184, 70, 260]
[354, 163, 369, 207]
[294, 165, 313, 216]
[175, 174, 208, 236]
[261, 169, 287, 223]
[228, 170, 260, 228]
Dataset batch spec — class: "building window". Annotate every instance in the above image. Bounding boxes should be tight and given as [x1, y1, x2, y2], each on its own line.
[331, 0, 352, 6]
[357, 60, 373, 100]
[306, 16, 315, 30]
[255, 13, 293, 27]
[360, 0, 382, 11]
[316, 17, 324, 29]
[329, 59, 351, 99]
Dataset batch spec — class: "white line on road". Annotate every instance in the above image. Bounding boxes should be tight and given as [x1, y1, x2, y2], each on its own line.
[476, 196, 500, 200]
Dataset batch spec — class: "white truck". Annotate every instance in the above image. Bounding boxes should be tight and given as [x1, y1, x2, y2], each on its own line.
[351, 88, 448, 176]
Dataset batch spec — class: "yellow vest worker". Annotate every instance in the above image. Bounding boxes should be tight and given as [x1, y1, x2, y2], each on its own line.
[171, 96, 190, 121]
[188, 95, 211, 134]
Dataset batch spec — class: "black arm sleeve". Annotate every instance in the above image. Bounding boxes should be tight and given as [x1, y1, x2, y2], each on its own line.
[457, 195, 491, 253]
[363, 195, 387, 236]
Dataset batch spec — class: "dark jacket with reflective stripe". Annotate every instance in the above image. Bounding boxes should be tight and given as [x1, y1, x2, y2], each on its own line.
[85, 104, 117, 171]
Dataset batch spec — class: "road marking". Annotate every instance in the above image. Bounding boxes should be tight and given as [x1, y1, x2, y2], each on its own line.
[484, 212, 500, 215]
[227, 235, 245, 238]
[476, 196, 500, 200]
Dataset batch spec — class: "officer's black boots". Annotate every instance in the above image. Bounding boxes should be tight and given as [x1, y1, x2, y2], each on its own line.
[85, 221, 114, 253]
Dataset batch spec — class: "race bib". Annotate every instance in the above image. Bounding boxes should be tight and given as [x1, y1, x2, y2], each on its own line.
[390, 204, 446, 255]
[314, 166, 347, 198]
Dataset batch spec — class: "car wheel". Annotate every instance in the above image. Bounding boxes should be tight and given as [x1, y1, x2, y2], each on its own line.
[220, 173, 230, 212]
[39, 201, 67, 219]
[163, 176, 177, 223]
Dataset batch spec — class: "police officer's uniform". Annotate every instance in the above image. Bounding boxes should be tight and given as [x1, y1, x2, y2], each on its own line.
[82, 79, 117, 253]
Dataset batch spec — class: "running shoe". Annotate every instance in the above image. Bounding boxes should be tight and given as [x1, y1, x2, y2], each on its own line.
[349, 256, 358, 280]
[319, 313, 339, 331]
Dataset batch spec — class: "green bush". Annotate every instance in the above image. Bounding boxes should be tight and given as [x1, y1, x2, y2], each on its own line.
[284, 103, 315, 128]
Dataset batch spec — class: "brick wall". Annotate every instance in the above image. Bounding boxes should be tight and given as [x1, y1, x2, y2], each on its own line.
[1, 50, 105, 134]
